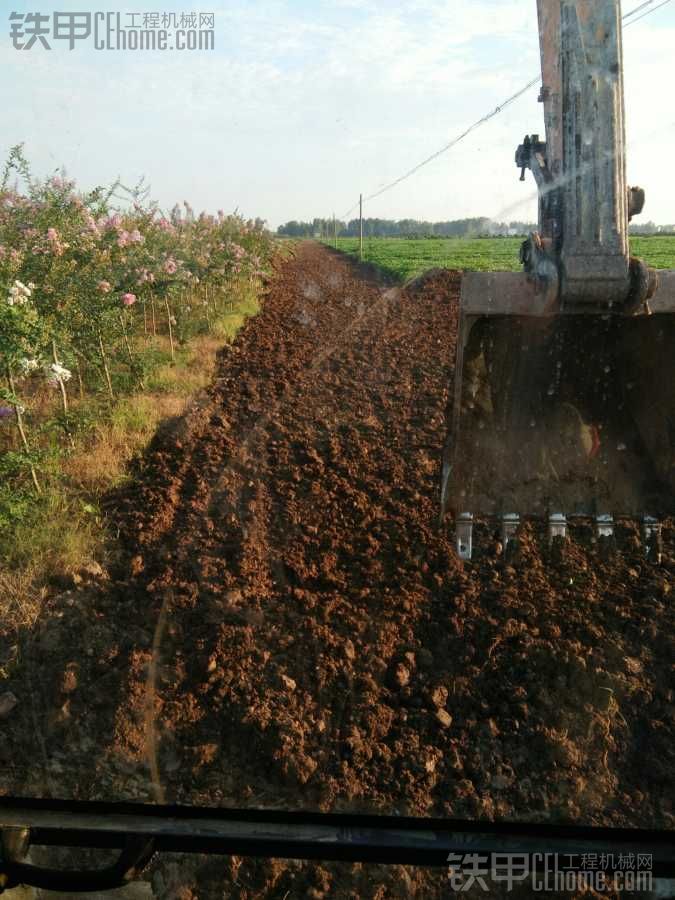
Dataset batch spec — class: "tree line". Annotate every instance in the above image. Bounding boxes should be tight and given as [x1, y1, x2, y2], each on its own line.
[277, 217, 536, 238]
[277, 217, 675, 239]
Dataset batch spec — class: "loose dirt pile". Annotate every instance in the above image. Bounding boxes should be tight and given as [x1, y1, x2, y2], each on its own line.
[2, 244, 673, 898]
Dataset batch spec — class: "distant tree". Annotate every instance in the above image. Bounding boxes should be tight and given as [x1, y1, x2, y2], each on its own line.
[629, 221, 675, 235]
[277, 217, 539, 238]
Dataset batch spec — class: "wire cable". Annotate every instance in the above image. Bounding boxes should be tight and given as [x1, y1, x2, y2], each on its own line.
[365, 77, 540, 204]
[338, 0, 672, 220]
[623, 0, 657, 20]
[624, 0, 672, 24]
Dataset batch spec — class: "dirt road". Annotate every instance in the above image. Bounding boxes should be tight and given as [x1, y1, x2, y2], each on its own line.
[3, 243, 673, 897]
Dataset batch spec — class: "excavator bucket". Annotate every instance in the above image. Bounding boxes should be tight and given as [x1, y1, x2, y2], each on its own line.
[442, 271, 675, 527]
[442, 0, 675, 557]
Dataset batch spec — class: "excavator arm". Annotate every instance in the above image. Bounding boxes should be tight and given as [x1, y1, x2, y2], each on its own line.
[517, 0, 656, 308]
[443, 0, 675, 557]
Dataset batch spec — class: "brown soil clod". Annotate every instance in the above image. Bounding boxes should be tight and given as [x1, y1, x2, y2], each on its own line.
[2, 243, 673, 897]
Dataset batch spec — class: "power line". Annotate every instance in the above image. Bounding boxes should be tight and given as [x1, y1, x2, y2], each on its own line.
[366, 77, 540, 204]
[339, 0, 672, 220]
[623, 0, 657, 20]
[340, 76, 539, 219]
[624, 0, 672, 24]
[341, 199, 360, 220]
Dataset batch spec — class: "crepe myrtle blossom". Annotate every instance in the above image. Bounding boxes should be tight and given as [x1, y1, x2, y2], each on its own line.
[84, 215, 100, 235]
[46, 227, 67, 256]
[19, 357, 40, 375]
[122, 292, 137, 307]
[164, 257, 178, 275]
[46, 363, 72, 386]
[7, 280, 33, 306]
[130, 229, 144, 244]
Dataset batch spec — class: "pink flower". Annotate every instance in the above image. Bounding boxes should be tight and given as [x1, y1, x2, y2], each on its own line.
[164, 258, 177, 275]
[117, 231, 130, 248]
[98, 280, 112, 293]
[122, 292, 137, 306]
[46, 227, 67, 256]
[130, 229, 143, 243]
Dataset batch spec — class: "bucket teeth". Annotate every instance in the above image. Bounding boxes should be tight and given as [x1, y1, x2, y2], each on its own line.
[642, 516, 663, 563]
[595, 514, 615, 539]
[456, 513, 474, 561]
[453, 513, 664, 562]
[594, 514, 617, 559]
[501, 514, 520, 554]
[548, 513, 568, 543]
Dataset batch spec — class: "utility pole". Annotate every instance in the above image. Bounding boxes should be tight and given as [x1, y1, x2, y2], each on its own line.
[359, 194, 363, 262]
[333, 213, 337, 249]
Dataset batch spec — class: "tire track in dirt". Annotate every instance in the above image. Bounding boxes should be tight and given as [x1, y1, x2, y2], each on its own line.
[3, 242, 673, 897]
[108, 244, 673, 827]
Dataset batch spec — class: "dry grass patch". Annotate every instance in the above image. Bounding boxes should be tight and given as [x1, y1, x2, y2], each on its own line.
[0, 320, 255, 639]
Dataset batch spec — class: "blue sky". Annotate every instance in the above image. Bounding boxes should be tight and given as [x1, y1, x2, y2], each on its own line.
[1, 0, 674, 228]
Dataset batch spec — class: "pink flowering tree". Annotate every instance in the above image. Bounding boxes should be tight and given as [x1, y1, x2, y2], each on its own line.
[0, 145, 273, 492]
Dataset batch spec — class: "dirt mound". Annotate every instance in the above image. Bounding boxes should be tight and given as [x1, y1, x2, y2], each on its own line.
[3, 244, 673, 897]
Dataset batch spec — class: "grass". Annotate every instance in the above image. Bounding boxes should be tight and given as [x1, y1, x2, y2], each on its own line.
[328, 235, 675, 282]
[0, 284, 261, 636]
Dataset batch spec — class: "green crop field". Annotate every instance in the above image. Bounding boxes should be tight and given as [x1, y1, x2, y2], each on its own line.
[328, 236, 675, 282]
